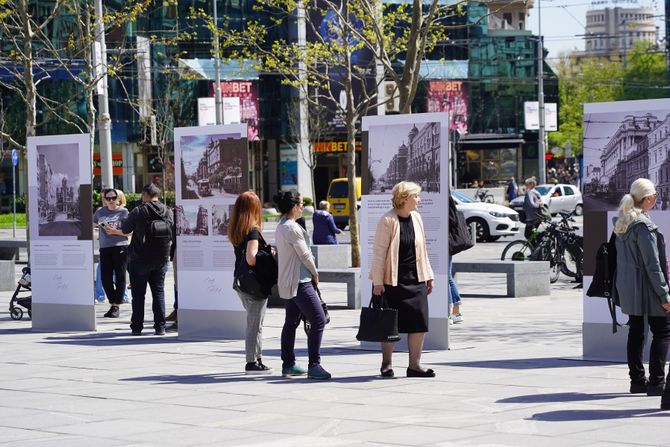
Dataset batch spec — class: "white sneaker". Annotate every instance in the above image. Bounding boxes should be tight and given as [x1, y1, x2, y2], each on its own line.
[448, 318, 454, 325]
[450, 313, 463, 324]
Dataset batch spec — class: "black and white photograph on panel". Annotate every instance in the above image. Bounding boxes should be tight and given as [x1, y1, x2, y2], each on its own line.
[367, 122, 441, 194]
[211, 204, 233, 237]
[179, 133, 247, 200]
[36, 143, 81, 237]
[583, 100, 670, 212]
[176, 204, 209, 236]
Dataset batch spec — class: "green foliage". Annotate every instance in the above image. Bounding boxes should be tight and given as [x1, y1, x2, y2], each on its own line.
[550, 44, 668, 157]
[621, 42, 670, 100]
[303, 197, 313, 207]
[0, 213, 26, 228]
[15, 195, 26, 213]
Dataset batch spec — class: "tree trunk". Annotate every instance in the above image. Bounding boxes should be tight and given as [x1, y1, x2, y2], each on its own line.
[342, 0, 360, 268]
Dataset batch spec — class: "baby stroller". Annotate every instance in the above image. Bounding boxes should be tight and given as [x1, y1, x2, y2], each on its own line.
[10, 266, 32, 320]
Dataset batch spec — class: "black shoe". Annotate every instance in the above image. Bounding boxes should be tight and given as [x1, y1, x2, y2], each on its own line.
[166, 322, 178, 333]
[131, 330, 142, 336]
[155, 327, 166, 336]
[661, 393, 670, 410]
[245, 360, 273, 375]
[648, 382, 665, 396]
[407, 367, 436, 378]
[630, 380, 648, 394]
[380, 368, 394, 378]
[166, 310, 177, 322]
[104, 306, 120, 318]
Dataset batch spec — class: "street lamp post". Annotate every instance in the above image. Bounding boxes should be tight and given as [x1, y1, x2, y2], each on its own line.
[212, 0, 223, 125]
[537, 0, 546, 184]
[94, 0, 113, 188]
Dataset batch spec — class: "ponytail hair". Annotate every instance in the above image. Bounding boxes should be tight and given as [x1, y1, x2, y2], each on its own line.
[614, 178, 656, 235]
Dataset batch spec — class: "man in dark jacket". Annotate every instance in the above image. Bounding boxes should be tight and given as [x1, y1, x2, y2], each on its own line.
[120, 184, 174, 335]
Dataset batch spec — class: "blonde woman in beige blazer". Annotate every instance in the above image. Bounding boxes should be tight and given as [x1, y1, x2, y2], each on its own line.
[273, 190, 331, 380]
[370, 181, 435, 378]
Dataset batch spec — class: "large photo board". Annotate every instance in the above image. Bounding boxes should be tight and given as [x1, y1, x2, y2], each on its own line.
[583, 99, 670, 360]
[27, 134, 94, 331]
[174, 124, 248, 339]
[361, 113, 450, 350]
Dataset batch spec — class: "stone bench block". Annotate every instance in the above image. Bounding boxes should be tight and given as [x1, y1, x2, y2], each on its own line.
[452, 260, 550, 297]
[311, 245, 351, 269]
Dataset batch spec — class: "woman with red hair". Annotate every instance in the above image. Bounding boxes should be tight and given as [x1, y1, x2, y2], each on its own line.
[228, 191, 272, 375]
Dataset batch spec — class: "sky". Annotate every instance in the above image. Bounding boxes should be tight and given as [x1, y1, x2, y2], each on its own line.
[526, 0, 665, 62]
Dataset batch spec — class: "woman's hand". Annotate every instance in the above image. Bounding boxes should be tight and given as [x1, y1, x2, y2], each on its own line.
[662, 302, 670, 313]
[426, 279, 434, 295]
[373, 284, 385, 296]
[312, 273, 319, 287]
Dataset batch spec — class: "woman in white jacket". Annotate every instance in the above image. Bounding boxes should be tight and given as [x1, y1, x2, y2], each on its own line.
[273, 191, 331, 380]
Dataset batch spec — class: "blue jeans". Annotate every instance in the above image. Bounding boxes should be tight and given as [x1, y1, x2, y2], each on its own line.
[128, 260, 168, 332]
[449, 256, 461, 307]
[96, 263, 130, 303]
[281, 282, 326, 368]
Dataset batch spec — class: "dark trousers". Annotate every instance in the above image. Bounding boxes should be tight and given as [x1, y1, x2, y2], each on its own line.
[524, 219, 541, 240]
[627, 315, 670, 385]
[100, 246, 128, 306]
[128, 260, 168, 332]
[281, 282, 326, 368]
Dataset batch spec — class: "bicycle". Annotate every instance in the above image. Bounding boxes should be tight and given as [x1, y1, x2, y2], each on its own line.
[501, 211, 582, 283]
[475, 188, 495, 203]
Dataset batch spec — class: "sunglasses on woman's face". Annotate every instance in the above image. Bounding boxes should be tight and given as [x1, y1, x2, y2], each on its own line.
[105, 196, 118, 201]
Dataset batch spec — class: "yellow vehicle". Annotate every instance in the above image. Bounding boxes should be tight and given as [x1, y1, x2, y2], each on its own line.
[327, 177, 361, 230]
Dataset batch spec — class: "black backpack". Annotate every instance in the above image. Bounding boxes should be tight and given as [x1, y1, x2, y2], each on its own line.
[140, 204, 172, 262]
[586, 232, 619, 333]
[449, 195, 474, 256]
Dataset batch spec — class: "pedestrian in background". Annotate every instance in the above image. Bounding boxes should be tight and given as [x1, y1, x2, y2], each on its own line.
[111, 184, 174, 336]
[523, 177, 543, 240]
[612, 179, 670, 407]
[94, 188, 130, 318]
[274, 190, 331, 380]
[312, 200, 341, 245]
[229, 191, 273, 375]
[506, 176, 518, 203]
[370, 181, 435, 378]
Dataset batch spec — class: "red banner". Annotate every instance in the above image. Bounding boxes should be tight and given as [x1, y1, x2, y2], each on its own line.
[210, 81, 260, 141]
[93, 153, 123, 175]
[425, 80, 468, 133]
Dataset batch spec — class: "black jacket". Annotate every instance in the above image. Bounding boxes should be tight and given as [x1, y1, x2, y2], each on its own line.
[121, 200, 174, 262]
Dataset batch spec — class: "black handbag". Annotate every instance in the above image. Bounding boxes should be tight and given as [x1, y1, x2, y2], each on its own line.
[303, 285, 330, 334]
[233, 234, 278, 301]
[449, 194, 474, 256]
[355, 293, 401, 343]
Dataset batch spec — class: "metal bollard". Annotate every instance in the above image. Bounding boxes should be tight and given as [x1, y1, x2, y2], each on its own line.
[470, 222, 477, 246]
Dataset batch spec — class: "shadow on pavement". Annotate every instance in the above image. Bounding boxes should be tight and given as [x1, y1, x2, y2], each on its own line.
[41, 331, 187, 346]
[216, 347, 375, 357]
[122, 373, 382, 385]
[498, 392, 629, 404]
[436, 357, 620, 370]
[530, 408, 670, 421]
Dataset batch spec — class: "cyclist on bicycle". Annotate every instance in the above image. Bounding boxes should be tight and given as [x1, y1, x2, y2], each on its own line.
[523, 177, 544, 240]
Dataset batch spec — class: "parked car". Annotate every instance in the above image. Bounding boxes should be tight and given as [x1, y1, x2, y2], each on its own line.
[452, 190, 520, 242]
[509, 183, 583, 221]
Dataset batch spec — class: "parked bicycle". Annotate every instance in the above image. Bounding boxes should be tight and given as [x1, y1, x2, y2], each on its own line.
[475, 188, 495, 203]
[500, 211, 583, 283]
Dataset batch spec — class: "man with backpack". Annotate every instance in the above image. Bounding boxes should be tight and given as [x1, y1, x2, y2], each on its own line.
[522, 177, 545, 240]
[121, 184, 174, 335]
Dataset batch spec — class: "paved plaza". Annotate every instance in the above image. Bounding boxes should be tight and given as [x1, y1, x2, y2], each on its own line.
[2, 222, 670, 446]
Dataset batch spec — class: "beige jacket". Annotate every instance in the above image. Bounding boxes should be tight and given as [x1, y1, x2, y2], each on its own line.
[275, 218, 318, 299]
[369, 209, 434, 286]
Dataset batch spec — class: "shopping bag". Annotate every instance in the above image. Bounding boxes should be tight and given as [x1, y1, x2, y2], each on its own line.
[355, 294, 401, 343]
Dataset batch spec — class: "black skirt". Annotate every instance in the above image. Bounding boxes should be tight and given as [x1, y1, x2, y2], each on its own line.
[384, 264, 429, 333]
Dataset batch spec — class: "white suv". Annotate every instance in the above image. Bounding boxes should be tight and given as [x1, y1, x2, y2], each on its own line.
[509, 184, 583, 221]
[452, 190, 521, 242]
